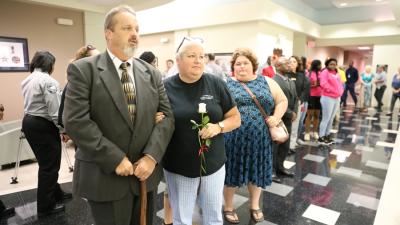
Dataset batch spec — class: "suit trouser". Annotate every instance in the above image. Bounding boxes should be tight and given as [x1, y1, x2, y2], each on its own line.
[22, 115, 63, 212]
[273, 118, 292, 172]
[0, 200, 6, 213]
[390, 94, 400, 112]
[297, 102, 308, 138]
[374, 85, 387, 108]
[341, 83, 357, 106]
[88, 190, 156, 225]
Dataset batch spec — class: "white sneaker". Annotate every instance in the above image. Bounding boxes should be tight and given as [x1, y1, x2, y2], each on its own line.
[313, 132, 319, 140]
[296, 139, 305, 146]
[304, 133, 310, 141]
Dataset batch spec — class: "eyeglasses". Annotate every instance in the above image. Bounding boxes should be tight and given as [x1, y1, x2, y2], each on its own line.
[176, 37, 204, 53]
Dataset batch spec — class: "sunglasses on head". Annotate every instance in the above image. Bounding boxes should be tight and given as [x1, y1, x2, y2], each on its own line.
[176, 37, 204, 53]
[86, 45, 96, 51]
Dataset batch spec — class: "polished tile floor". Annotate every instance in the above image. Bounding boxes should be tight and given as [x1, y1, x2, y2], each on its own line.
[0, 106, 398, 225]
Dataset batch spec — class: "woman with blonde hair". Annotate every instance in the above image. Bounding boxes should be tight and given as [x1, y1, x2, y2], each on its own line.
[360, 65, 374, 112]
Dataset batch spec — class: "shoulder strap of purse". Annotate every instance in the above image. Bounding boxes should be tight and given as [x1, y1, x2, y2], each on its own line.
[240, 82, 269, 119]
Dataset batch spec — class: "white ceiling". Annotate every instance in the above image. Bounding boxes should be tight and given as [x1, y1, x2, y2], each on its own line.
[272, 0, 398, 25]
[19, 0, 400, 25]
[20, 0, 174, 12]
[301, 0, 390, 10]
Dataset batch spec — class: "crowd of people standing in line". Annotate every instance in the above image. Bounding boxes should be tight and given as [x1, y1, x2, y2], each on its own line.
[2, 4, 400, 225]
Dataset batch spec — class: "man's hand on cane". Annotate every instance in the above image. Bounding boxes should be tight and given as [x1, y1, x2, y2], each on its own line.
[134, 155, 156, 181]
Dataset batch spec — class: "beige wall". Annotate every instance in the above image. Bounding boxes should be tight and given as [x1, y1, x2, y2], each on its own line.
[306, 46, 345, 66]
[0, 0, 84, 122]
[293, 33, 307, 57]
[188, 20, 293, 65]
[137, 32, 175, 73]
[138, 20, 295, 73]
[84, 11, 106, 52]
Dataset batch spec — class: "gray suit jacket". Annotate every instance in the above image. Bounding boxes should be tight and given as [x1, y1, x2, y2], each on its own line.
[273, 73, 298, 121]
[64, 52, 174, 202]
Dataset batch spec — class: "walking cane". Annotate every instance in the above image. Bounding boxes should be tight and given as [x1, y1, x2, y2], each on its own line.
[140, 180, 147, 225]
[133, 162, 147, 225]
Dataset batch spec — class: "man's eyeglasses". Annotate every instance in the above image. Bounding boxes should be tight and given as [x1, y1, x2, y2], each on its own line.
[176, 37, 204, 53]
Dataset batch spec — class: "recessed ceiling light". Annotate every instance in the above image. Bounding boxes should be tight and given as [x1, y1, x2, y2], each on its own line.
[358, 46, 371, 50]
[340, 2, 348, 6]
[376, 0, 383, 2]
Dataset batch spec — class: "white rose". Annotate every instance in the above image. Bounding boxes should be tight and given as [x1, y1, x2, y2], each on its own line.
[198, 103, 207, 113]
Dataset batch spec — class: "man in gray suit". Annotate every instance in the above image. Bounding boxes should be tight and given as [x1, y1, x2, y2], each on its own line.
[63, 5, 174, 225]
[272, 57, 298, 182]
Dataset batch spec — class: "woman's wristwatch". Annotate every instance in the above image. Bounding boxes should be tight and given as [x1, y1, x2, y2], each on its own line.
[218, 121, 225, 133]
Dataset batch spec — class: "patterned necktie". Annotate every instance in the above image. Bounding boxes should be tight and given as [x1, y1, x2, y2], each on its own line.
[120, 62, 136, 123]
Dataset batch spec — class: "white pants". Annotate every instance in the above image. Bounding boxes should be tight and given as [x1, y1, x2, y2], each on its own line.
[164, 166, 225, 225]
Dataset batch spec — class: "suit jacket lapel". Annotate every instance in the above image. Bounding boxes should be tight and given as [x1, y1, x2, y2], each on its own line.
[131, 59, 150, 134]
[98, 52, 134, 131]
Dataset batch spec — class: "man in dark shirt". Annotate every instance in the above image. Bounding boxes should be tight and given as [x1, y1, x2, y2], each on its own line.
[341, 61, 359, 107]
[272, 57, 298, 181]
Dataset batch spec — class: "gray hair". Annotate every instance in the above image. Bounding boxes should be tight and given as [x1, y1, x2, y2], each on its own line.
[175, 38, 205, 58]
[104, 5, 136, 31]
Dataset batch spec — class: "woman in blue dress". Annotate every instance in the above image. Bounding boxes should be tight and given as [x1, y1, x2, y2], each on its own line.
[223, 48, 288, 223]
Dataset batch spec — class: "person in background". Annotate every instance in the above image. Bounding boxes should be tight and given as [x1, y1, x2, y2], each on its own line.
[205, 53, 225, 80]
[163, 38, 241, 225]
[374, 65, 387, 112]
[288, 56, 310, 147]
[387, 67, 400, 115]
[163, 59, 174, 78]
[304, 60, 322, 141]
[58, 45, 100, 131]
[335, 66, 347, 123]
[223, 48, 287, 224]
[0, 104, 4, 123]
[21, 51, 72, 217]
[64, 5, 175, 225]
[139, 51, 157, 67]
[272, 57, 298, 180]
[318, 58, 344, 145]
[215, 58, 230, 76]
[341, 61, 359, 107]
[360, 65, 374, 112]
[338, 66, 347, 84]
[262, 48, 282, 78]
[256, 56, 271, 75]
[0, 105, 16, 220]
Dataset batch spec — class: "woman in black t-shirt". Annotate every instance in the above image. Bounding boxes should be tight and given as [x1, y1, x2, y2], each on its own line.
[163, 38, 241, 225]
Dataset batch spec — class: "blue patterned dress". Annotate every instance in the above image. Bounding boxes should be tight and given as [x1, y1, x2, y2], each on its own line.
[224, 75, 274, 188]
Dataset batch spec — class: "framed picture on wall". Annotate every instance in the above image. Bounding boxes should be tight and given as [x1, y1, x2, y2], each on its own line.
[214, 53, 232, 76]
[0, 36, 29, 72]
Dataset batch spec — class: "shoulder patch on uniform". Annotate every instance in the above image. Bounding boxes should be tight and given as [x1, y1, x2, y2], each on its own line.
[46, 85, 57, 94]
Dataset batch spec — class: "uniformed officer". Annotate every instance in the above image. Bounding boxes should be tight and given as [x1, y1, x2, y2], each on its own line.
[21, 50, 71, 218]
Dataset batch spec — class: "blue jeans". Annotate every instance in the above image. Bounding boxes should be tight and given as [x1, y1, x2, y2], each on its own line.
[297, 102, 308, 138]
[164, 166, 225, 225]
[319, 96, 340, 137]
[364, 85, 372, 107]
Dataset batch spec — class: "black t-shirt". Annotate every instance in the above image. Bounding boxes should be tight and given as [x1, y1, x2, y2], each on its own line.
[163, 74, 236, 178]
